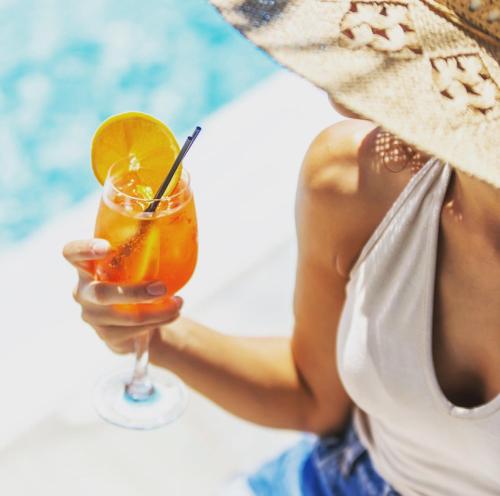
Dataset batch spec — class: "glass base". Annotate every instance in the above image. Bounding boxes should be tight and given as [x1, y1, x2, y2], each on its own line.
[93, 368, 188, 430]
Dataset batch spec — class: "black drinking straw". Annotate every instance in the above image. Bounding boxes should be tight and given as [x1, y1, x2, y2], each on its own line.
[145, 126, 201, 213]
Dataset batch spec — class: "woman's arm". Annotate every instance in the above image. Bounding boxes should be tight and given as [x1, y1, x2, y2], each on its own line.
[65, 119, 381, 435]
[151, 322, 309, 430]
[147, 119, 380, 433]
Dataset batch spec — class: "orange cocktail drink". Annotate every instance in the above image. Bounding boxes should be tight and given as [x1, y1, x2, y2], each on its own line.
[94, 164, 197, 307]
[90, 112, 200, 430]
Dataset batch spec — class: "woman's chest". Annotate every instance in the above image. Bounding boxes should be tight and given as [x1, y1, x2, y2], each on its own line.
[339, 244, 500, 417]
[432, 241, 500, 408]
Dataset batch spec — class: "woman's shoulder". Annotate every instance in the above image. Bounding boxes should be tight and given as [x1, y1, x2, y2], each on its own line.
[297, 120, 422, 276]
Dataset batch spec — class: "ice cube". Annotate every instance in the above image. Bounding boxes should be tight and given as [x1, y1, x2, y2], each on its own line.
[129, 154, 141, 171]
[136, 184, 154, 200]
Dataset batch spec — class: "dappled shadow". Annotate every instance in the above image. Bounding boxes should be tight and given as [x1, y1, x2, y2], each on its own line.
[360, 127, 430, 175]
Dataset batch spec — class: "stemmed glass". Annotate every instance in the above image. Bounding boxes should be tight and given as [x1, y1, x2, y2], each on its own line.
[92, 158, 197, 429]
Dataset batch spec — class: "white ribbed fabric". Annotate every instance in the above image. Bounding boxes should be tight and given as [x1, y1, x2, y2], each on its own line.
[337, 159, 500, 496]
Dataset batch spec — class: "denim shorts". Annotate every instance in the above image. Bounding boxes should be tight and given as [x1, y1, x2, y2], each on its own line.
[226, 420, 400, 496]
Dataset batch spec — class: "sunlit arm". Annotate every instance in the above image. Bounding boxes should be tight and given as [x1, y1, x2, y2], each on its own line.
[151, 321, 316, 430]
[150, 121, 379, 434]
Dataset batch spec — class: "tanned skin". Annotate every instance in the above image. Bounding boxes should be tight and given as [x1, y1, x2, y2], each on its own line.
[64, 101, 500, 434]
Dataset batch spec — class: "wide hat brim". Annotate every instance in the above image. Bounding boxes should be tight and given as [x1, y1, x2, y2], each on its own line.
[210, 0, 500, 187]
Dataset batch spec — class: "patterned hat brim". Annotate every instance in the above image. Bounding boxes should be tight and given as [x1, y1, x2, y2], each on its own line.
[210, 0, 500, 188]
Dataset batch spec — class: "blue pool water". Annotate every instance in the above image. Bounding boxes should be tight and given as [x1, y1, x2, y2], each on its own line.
[0, 0, 277, 250]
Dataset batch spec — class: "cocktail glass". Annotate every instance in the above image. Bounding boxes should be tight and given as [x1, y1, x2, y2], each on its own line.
[92, 158, 197, 429]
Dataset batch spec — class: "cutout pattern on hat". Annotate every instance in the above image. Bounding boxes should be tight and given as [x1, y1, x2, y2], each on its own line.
[431, 53, 500, 114]
[427, 0, 500, 42]
[210, 0, 500, 187]
[340, 1, 422, 56]
[235, 0, 289, 29]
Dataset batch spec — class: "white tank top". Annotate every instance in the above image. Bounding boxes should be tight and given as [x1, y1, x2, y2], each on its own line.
[337, 159, 500, 496]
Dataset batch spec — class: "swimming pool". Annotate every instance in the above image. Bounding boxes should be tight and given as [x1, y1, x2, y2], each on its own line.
[0, 0, 277, 250]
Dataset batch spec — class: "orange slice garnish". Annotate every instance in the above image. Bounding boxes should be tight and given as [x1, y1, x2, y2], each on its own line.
[91, 112, 182, 197]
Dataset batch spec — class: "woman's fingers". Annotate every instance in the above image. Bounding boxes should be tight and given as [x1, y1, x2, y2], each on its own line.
[65, 240, 169, 306]
[94, 325, 154, 347]
[63, 239, 110, 264]
[81, 298, 181, 327]
[63, 239, 111, 275]
[99, 333, 136, 355]
[97, 327, 162, 355]
[65, 238, 183, 356]
[76, 280, 168, 305]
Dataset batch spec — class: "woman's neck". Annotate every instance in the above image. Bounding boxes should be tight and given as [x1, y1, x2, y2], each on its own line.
[445, 169, 500, 254]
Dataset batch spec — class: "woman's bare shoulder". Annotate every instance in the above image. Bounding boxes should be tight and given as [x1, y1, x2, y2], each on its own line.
[297, 120, 419, 276]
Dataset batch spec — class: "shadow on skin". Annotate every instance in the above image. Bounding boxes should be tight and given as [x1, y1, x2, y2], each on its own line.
[359, 127, 430, 175]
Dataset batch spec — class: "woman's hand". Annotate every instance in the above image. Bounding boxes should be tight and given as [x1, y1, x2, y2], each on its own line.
[63, 239, 183, 354]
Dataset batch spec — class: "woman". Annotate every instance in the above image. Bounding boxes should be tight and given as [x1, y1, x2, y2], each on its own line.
[64, 1, 499, 494]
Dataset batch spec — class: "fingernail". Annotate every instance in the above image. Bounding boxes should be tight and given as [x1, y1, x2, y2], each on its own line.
[173, 296, 184, 308]
[92, 239, 110, 256]
[147, 282, 167, 296]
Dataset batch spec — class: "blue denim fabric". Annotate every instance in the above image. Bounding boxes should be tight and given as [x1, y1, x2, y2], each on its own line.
[247, 421, 400, 496]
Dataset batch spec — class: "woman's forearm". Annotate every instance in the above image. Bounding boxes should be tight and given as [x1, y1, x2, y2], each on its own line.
[149, 317, 314, 430]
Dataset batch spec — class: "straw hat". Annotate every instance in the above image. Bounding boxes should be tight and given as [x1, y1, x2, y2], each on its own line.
[210, 0, 500, 187]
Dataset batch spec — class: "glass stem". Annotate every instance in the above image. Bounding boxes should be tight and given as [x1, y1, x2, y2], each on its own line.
[125, 332, 155, 401]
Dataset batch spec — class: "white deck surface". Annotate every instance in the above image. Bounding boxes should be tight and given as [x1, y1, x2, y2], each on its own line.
[0, 72, 341, 495]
